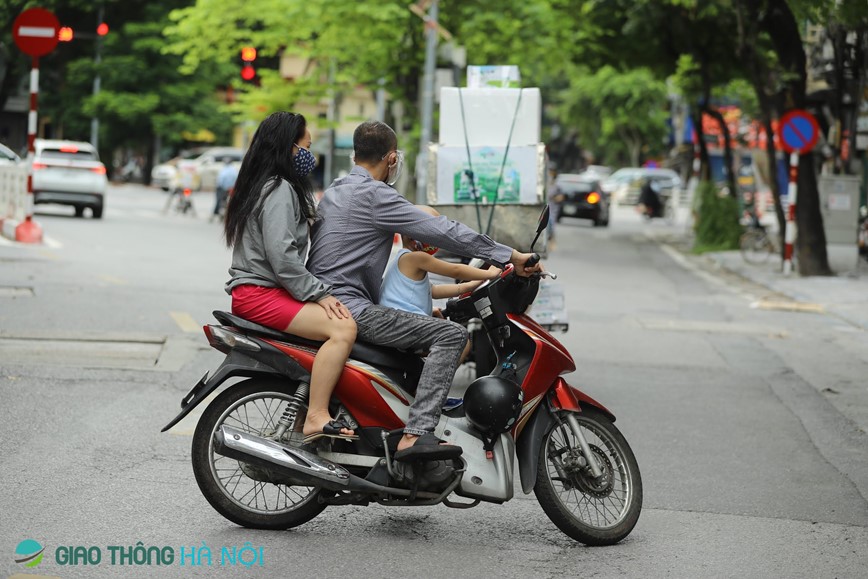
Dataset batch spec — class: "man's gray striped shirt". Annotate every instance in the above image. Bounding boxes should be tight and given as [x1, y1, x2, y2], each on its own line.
[307, 165, 512, 316]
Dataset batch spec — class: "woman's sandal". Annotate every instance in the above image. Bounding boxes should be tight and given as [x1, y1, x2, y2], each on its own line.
[393, 432, 463, 462]
[302, 418, 360, 444]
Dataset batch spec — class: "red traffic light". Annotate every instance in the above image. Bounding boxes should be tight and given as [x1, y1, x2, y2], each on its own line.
[241, 46, 256, 62]
[97, 22, 109, 36]
[58, 27, 74, 42]
[240, 65, 256, 81]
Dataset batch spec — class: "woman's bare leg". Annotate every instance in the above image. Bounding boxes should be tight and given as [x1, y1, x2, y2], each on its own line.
[284, 303, 357, 436]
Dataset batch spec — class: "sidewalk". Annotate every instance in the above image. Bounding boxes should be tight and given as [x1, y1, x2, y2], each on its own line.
[702, 249, 868, 332]
[635, 204, 868, 332]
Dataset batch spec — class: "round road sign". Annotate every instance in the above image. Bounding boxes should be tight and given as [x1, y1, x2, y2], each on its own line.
[777, 109, 820, 154]
[13, 8, 60, 57]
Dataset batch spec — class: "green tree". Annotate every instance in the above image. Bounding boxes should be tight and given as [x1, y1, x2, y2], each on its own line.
[3, 1, 234, 181]
[559, 66, 669, 167]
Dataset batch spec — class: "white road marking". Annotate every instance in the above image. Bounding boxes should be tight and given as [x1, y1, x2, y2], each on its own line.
[43, 235, 63, 249]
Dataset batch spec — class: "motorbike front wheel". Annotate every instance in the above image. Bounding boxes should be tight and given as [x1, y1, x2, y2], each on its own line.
[191, 379, 326, 529]
[535, 408, 642, 545]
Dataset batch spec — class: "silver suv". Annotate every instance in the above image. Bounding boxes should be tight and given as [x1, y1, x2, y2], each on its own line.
[33, 139, 108, 218]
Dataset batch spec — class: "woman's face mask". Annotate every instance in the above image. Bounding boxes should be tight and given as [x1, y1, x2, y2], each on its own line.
[293, 146, 316, 177]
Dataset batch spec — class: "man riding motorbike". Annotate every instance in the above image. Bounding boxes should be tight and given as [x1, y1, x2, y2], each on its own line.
[306, 120, 542, 461]
[637, 177, 663, 218]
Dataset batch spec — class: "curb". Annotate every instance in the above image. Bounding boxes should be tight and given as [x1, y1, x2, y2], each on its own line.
[1, 216, 44, 244]
[662, 238, 868, 332]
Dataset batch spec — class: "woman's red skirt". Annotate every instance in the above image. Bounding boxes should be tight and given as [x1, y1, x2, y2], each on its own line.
[231, 284, 305, 331]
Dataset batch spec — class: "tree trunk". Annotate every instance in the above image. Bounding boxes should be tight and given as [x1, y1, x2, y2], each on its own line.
[694, 112, 711, 182]
[703, 104, 738, 197]
[763, 0, 832, 276]
[734, 0, 788, 259]
[763, 115, 787, 259]
[629, 140, 641, 168]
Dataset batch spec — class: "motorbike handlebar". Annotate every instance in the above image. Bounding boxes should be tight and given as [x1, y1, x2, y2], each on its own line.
[525, 253, 541, 268]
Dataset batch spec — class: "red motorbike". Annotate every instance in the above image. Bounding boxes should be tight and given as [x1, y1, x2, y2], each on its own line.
[162, 208, 642, 545]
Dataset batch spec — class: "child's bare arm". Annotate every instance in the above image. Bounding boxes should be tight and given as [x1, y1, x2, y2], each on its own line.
[432, 280, 484, 299]
[414, 253, 501, 280]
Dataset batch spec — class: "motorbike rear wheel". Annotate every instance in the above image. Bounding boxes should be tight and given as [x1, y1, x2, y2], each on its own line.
[191, 379, 326, 529]
[534, 408, 642, 545]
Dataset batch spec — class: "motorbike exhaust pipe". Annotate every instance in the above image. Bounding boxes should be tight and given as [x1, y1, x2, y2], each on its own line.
[214, 425, 351, 490]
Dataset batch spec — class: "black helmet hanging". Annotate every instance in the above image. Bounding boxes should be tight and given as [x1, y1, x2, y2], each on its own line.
[463, 376, 523, 450]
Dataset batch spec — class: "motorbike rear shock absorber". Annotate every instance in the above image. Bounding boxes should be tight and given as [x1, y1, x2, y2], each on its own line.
[272, 381, 310, 441]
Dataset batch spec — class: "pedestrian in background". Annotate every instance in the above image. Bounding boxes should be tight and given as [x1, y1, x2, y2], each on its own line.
[212, 157, 238, 223]
[546, 164, 560, 244]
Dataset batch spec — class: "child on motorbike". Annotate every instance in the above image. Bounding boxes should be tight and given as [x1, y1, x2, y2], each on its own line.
[379, 206, 501, 359]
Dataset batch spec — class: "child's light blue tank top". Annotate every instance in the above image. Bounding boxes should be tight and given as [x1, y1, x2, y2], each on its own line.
[379, 249, 433, 316]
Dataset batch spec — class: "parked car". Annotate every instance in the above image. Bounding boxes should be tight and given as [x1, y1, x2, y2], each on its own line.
[177, 147, 245, 192]
[32, 139, 107, 219]
[582, 165, 612, 179]
[0, 142, 21, 164]
[552, 173, 609, 227]
[603, 167, 681, 205]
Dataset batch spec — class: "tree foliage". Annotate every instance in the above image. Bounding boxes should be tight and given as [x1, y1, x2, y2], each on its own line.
[3, 0, 234, 176]
[559, 66, 669, 166]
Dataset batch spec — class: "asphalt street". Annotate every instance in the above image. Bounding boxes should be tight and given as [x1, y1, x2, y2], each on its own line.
[1, 183, 867, 578]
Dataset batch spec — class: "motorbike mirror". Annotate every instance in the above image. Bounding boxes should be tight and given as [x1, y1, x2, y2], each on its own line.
[529, 206, 550, 252]
[537, 206, 550, 233]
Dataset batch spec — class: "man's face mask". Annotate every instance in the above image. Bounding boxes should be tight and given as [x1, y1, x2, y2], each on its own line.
[385, 149, 404, 187]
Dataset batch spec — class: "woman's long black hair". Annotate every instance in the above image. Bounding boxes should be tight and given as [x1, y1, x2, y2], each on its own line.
[224, 111, 316, 247]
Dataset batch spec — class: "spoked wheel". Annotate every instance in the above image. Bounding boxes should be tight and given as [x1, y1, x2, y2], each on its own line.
[191, 379, 326, 529]
[740, 229, 774, 265]
[535, 408, 642, 545]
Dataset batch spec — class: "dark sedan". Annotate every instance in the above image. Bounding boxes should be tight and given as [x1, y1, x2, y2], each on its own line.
[552, 175, 609, 227]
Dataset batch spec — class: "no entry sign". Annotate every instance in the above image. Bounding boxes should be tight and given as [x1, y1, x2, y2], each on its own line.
[13, 8, 59, 57]
[777, 109, 820, 154]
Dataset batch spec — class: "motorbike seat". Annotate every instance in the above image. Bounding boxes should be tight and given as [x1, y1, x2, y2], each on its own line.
[212, 310, 424, 378]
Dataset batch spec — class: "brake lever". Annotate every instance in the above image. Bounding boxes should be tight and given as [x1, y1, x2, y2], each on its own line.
[536, 271, 558, 280]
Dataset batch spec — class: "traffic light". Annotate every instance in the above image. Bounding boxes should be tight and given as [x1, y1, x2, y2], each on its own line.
[58, 27, 73, 42]
[240, 46, 257, 84]
[96, 22, 109, 36]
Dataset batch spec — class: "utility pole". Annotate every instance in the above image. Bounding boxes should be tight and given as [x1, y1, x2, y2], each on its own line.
[415, 0, 439, 203]
[324, 58, 337, 187]
[90, 4, 103, 150]
[376, 77, 386, 122]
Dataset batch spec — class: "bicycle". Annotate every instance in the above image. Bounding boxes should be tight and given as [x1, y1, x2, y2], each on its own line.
[161, 187, 197, 217]
[739, 212, 776, 265]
